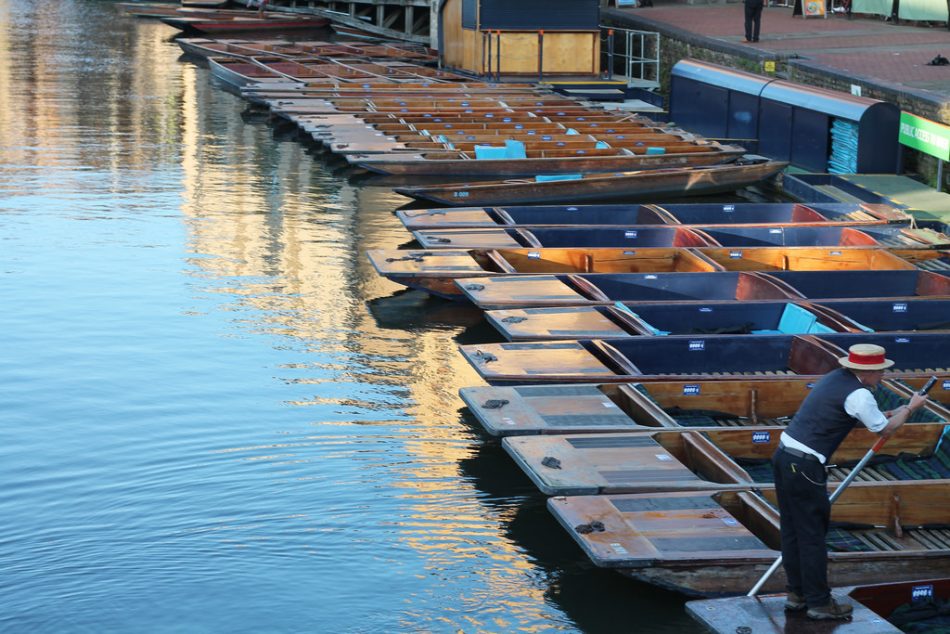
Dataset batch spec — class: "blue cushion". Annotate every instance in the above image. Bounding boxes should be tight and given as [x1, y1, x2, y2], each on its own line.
[645, 147, 666, 155]
[613, 302, 669, 335]
[505, 140, 527, 159]
[535, 174, 583, 182]
[809, 322, 836, 334]
[595, 141, 610, 149]
[778, 304, 818, 334]
[565, 128, 579, 135]
[751, 329, 782, 335]
[474, 145, 508, 160]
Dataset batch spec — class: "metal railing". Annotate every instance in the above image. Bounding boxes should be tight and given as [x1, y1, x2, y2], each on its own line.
[600, 26, 660, 88]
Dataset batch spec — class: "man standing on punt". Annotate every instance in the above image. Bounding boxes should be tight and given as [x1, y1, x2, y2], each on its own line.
[772, 343, 930, 620]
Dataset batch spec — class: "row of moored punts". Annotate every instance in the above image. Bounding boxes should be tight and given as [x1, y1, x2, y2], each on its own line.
[174, 29, 950, 629]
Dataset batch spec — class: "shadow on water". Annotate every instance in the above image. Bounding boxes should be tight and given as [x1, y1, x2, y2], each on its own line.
[457, 432, 702, 634]
[366, 288, 484, 331]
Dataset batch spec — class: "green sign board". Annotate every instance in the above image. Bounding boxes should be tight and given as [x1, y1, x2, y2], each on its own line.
[899, 112, 950, 161]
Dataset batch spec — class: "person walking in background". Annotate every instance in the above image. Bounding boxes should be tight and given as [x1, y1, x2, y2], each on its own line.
[744, 0, 764, 42]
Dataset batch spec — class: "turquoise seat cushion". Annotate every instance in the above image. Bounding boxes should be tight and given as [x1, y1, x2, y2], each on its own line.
[645, 147, 666, 155]
[778, 304, 818, 334]
[535, 174, 583, 182]
[474, 145, 508, 160]
[505, 140, 527, 159]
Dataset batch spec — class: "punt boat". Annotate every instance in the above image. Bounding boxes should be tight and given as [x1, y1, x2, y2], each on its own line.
[396, 202, 909, 231]
[392, 161, 789, 206]
[160, 14, 330, 34]
[458, 333, 950, 385]
[762, 269, 950, 299]
[484, 301, 849, 341]
[366, 247, 721, 299]
[410, 224, 947, 250]
[487, 298, 950, 341]
[459, 334, 840, 385]
[457, 268, 950, 310]
[688, 578, 950, 634]
[458, 270, 788, 310]
[811, 298, 950, 333]
[458, 378, 942, 436]
[503, 421, 950, 495]
[694, 246, 917, 271]
[409, 226, 718, 250]
[547, 481, 950, 595]
[348, 147, 743, 177]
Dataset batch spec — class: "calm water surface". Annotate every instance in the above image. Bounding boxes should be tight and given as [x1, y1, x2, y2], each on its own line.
[0, 2, 700, 631]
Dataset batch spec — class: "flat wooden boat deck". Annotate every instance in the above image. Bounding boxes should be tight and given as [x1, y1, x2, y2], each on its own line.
[687, 593, 900, 633]
[548, 482, 950, 595]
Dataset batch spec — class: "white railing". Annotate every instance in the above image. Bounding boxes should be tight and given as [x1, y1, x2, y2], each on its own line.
[599, 27, 660, 88]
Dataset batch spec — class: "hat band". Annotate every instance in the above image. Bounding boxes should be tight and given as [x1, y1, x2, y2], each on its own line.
[849, 351, 886, 366]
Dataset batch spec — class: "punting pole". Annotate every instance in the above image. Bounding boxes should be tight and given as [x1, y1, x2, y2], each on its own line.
[538, 30, 544, 83]
[747, 376, 939, 598]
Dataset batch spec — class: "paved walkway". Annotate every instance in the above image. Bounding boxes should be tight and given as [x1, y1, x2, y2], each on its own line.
[605, 3, 950, 96]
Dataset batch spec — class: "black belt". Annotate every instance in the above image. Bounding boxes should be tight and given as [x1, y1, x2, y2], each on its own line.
[779, 443, 821, 462]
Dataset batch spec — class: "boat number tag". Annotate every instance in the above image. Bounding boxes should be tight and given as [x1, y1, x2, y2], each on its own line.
[729, 250, 743, 259]
[623, 250, 636, 255]
[699, 307, 713, 313]
[502, 417, 514, 426]
[527, 251, 541, 259]
[769, 228, 783, 234]
[655, 454, 673, 461]
[912, 585, 934, 602]
[689, 340, 705, 351]
[644, 274, 657, 280]
[602, 401, 616, 408]
[453, 191, 469, 198]
[567, 207, 579, 211]
[831, 250, 842, 256]
[683, 384, 701, 395]
[723, 205, 735, 212]
[752, 431, 771, 444]
[625, 230, 638, 239]
[610, 543, 629, 555]
[893, 302, 908, 313]
[806, 382, 815, 389]
[895, 337, 909, 343]
[721, 517, 739, 527]
[943, 380, 950, 390]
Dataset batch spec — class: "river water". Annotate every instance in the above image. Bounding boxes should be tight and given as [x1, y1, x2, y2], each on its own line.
[0, 2, 700, 631]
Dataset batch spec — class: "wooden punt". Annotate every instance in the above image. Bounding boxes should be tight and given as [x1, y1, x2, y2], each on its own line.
[349, 147, 743, 177]
[762, 269, 950, 299]
[459, 333, 950, 385]
[504, 421, 950, 495]
[393, 161, 789, 206]
[550, 481, 950, 596]
[160, 15, 330, 34]
[688, 578, 950, 634]
[411, 226, 717, 250]
[484, 300, 852, 341]
[458, 334, 840, 385]
[692, 225, 950, 248]
[695, 246, 917, 271]
[813, 333, 950, 380]
[456, 271, 796, 310]
[208, 57, 295, 89]
[411, 225, 936, 251]
[365, 247, 720, 299]
[811, 298, 950, 333]
[459, 378, 945, 436]
[890, 248, 950, 273]
[397, 202, 909, 231]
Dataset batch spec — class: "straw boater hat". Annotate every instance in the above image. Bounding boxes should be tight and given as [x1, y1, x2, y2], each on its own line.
[838, 343, 895, 371]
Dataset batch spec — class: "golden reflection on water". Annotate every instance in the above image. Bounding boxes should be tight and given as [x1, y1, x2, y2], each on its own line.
[171, 44, 552, 622]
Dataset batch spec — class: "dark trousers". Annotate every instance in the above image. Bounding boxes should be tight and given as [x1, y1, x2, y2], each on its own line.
[772, 448, 831, 607]
[744, 2, 763, 40]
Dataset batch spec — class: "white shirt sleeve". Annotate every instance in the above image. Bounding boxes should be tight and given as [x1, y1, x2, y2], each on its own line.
[844, 388, 888, 433]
